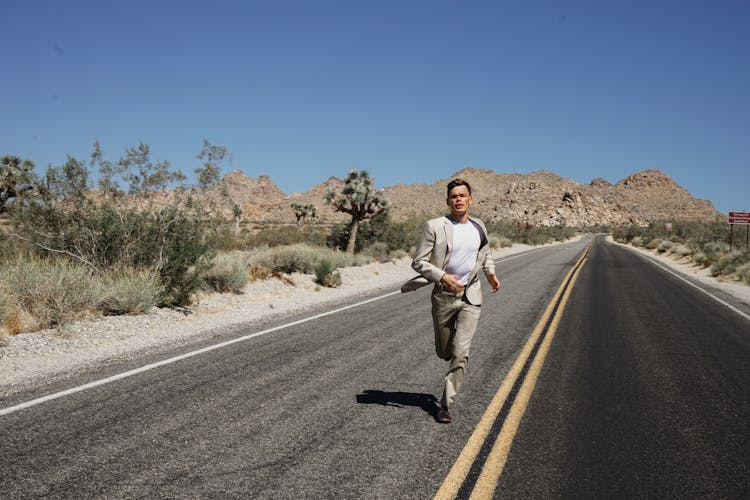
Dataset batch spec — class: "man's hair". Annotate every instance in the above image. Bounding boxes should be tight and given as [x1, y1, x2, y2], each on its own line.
[447, 178, 472, 197]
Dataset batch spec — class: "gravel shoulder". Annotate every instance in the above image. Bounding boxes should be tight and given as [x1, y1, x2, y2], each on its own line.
[2, 235, 748, 398]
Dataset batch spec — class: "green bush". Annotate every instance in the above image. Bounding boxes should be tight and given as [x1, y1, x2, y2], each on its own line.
[202, 252, 250, 293]
[11, 201, 213, 306]
[97, 267, 163, 315]
[314, 259, 342, 288]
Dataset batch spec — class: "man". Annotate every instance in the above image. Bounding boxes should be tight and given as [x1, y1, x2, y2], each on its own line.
[408, 179, 501, 424]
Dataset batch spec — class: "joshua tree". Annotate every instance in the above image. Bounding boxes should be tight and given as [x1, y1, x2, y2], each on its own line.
[232, 203, 243, 237]
[325, 169, 388, 254]
[0, 155, 36, 213]
[291, 202, 317, 225]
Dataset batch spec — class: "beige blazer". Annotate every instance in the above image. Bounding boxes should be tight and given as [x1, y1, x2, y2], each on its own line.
[411, 215, 495, 305]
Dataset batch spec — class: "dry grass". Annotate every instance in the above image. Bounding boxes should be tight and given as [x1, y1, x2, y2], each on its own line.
[202, 252, 250, 293]
[97, 267, 163, 315]
[3, 255, 98, 331]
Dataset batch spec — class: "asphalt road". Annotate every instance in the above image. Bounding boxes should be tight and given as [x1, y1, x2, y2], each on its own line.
[2, 235, 748, 499]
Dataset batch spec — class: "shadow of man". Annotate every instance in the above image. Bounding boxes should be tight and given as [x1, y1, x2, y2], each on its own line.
[356, 390, 438, 418]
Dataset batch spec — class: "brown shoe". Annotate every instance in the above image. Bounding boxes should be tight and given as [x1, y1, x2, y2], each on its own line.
[436, 405, 452, 424]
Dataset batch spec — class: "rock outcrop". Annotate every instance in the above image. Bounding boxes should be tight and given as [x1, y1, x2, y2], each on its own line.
[180, 167, 722, 226]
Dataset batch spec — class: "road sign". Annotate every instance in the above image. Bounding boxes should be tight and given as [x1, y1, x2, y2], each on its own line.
[729, 211, 750, 224]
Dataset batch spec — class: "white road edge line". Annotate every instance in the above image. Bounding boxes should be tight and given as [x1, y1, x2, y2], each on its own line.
[1, 291, 401, 417]
[0, 244, 568, 417]
[620, 244, 750, 322]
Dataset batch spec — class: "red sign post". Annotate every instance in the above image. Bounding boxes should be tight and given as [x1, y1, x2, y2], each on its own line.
[728, 211, 750, 251]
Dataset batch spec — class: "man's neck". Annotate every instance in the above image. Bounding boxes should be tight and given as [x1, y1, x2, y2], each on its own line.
[449, 213, 470, 224]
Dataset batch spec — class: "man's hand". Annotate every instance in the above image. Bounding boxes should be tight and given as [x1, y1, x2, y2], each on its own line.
[440, 273, 465, 294]
[488, 273, 501, 293]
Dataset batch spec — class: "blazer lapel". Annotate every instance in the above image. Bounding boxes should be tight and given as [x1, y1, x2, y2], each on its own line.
[442, 217, 453, 269]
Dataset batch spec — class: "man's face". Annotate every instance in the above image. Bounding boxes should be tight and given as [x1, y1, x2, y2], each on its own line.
[447, 185, 472, 217]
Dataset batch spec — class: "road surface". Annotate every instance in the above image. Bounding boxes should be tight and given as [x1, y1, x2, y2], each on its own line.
[2, 235, 748, 498]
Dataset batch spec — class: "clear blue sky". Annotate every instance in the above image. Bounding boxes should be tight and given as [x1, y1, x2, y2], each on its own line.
[3, 0, 748, 214]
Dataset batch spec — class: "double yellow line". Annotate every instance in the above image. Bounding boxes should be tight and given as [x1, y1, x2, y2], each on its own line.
[435, 245, 591, 500]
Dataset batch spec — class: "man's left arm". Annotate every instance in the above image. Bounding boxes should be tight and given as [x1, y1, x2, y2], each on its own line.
[478, 221, 501, 293]
[482, 251, 501, 293]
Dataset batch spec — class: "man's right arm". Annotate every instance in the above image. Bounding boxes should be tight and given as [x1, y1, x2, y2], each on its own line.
[411, 221, 445, 284]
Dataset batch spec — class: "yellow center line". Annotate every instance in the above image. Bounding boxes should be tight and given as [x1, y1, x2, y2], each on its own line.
[469, 251, 589, 499]
[434, 246, 591, 500]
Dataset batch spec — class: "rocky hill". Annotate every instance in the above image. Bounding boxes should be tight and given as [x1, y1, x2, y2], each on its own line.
[191, 168, 721, 227]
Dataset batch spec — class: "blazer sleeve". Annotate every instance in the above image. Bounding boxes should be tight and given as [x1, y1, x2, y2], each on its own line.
[482, 247, 496, 277]
[411, 220, 446, 284]
[478, 220, 496, 277]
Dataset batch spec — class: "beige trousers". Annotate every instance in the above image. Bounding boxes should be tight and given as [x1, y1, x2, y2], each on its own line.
[431, 291, 482, 409]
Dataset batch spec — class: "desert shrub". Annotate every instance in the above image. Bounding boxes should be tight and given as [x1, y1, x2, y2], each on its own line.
[484, 221, 576, 246]
[314, 259, 342, 288]
[252, 244, 320, 274]
[0, 285, 9, 334]
[490, 234, 513, 249]
[389, 249, 408, 260]
[736, 262, 750, 285]
[631, 236, 644, 247]
[525, 232, 552, 245]
[203, 223, 244, 252]
[202, 252, 250, 293]
[11, 201, 213, 306]
[328, 214, 421, 254]
[612, 220, 731, 253]
[326, 249, 371, 269]
[250, 244, 370, 275]
[244, 225, 329, 248]
[96, 267, 163, 315]
[711, 250, 750, 277]
[248, 263, 272, 282]
[672, 244, 692, 257]
[362, 242, 391, 263]
[703, 241, 730, 256]
[640, 237, 655, 248]
[646, 238, 662, 250]
[693, 252, 708, 267]
[657, 240, 674, 253]
[4, 255, 97, 330]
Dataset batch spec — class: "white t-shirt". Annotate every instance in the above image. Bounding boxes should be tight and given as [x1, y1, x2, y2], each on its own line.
[445, 220, 480, 285]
